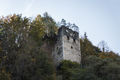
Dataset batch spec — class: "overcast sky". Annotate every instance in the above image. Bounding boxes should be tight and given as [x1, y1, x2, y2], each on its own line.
[0, 0, 120, 54]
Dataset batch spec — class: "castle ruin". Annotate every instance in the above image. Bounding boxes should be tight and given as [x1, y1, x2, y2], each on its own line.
[52, 26, 81, 66]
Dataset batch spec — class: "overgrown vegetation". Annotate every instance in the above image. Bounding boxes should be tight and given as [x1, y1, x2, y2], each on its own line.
[58, 33, 120, 80]
[0, 13, 120, 80]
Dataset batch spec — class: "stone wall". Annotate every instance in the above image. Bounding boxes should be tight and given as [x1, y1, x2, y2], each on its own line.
[52, 26, 81, 66]
[63, 35, 81, 63]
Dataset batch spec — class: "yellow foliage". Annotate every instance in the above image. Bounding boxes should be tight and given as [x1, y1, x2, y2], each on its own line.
[0, 69, 11, 80]
[3, 56, 7, 59]
[99, 52, 118, 59]
[31, 58, 36, 62]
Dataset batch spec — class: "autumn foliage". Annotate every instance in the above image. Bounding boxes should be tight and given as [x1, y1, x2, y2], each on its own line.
[0, 13, 120, 80]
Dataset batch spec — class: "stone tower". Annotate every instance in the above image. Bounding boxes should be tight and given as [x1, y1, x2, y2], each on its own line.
[52, 26, 81, 66]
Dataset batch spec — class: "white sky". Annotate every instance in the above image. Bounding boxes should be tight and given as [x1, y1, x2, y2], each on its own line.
[0, 0, 120, 54]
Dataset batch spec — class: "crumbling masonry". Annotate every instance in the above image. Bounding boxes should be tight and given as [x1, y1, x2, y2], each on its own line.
[52, 26, 81, 66]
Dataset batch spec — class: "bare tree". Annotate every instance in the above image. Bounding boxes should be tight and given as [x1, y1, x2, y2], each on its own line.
[98, 41, 109, 52]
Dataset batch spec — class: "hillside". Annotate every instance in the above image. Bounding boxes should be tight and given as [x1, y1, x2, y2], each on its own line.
[0, 13, 120, 80]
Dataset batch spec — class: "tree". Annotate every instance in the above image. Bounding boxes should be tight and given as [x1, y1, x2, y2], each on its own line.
[0, 14, 56, 80]
[0, 14, 31, 80]
[98, 41, 109, 52]
[30, 14, 46, 46]
[42, 12, 58, 38]
[80, 33, 101, 66]
[14, 49, 56, 80]
[58, 60, 99, 80]
[58, 60, 80, 80]
[0, 69, 11, 80]
[101, 62, 120, 80]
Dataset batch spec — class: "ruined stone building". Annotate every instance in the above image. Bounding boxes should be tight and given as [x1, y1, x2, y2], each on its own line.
[52, 26, 81, 66]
